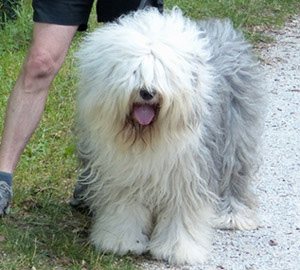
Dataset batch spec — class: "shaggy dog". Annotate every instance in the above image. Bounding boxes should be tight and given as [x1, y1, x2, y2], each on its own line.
[75, 8, 265, 265]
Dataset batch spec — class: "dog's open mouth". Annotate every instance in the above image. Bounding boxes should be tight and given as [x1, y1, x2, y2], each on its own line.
[133, 103, 158, 126]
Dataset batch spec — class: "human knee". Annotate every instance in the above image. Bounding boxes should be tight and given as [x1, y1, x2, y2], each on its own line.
[22, 49, 59, 90]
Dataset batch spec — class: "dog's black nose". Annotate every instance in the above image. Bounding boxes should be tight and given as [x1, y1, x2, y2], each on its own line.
[140, 88, 156, 101]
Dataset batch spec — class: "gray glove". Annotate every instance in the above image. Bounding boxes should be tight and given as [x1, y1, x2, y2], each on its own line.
[0, 181, 13, 216]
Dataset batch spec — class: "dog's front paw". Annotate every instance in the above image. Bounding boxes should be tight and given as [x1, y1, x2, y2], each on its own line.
[149, 214, 212, 265]
[90, 204, 152, 255]
[150, 235, 210, 265]
[91, 224, 149, 255]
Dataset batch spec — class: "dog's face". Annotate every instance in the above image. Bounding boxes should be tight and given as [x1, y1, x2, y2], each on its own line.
[77, 9, 213, 151]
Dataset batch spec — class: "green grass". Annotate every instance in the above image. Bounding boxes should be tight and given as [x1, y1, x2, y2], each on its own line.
[0, 0, 299, 269]
[165, 0, 300, 42]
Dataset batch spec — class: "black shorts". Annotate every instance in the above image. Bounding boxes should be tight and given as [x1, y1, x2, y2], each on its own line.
[32, 0, 164, 31]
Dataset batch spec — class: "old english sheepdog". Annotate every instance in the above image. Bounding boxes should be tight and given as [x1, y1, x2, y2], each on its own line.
[74, 8, 265, 265]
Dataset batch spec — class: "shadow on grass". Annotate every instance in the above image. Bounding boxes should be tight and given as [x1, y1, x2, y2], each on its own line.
[0, 198, 136, 270]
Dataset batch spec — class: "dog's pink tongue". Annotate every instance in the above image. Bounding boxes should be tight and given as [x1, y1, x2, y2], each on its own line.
[134, 104, 155, 125]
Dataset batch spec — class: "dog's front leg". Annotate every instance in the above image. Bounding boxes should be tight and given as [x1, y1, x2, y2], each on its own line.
[90, 202, 152, 255]
[149, 203, 213, 265]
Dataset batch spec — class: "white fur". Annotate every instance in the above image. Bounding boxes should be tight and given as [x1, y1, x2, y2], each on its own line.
[75, 8, 265, 265]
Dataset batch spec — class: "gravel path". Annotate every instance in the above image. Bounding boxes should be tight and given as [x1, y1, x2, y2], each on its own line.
[139, 16, 300, 270]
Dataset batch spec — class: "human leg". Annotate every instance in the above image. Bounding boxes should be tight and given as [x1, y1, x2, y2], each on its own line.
[0, 23, 78, 215]
[0, 23, 78, 174]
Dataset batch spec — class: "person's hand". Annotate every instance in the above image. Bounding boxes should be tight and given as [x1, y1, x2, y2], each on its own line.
[0, 181, 13, 216]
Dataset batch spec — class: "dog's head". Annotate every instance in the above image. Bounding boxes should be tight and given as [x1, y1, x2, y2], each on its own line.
[76, 8, 213, 151]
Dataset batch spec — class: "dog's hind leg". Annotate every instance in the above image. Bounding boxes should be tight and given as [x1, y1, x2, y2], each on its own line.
[214, 75, 263, 231]
[206, 20, 264, 231]
[215, 166, 259, 231]
[69, 161, 96, 213]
